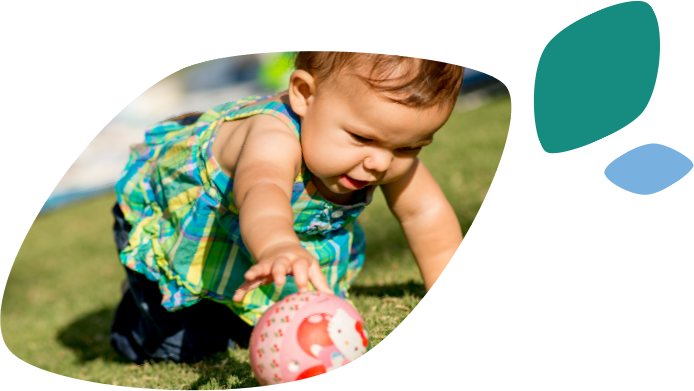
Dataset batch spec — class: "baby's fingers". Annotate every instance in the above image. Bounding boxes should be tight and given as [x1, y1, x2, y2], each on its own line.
[244, 262, 272, 281]
[291, 258, 310, 293]
[233, 281, 254, 302]
[233, 276, 272, 302]
[271, 258, 290, 287]
[308, 261, 333, 295]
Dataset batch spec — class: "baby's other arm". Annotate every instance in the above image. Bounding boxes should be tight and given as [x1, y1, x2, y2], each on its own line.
[381, 159, 463, 291]
[219, 115, 332, 301]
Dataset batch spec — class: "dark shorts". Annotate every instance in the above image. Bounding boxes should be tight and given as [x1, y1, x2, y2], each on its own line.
[110, 203, 253, 363]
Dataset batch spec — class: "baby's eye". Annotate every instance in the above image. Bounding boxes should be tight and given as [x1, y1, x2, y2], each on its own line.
[349, 133, 373, 144]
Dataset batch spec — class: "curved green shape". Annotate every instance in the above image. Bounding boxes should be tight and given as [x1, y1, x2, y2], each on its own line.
[535, 1, 659, 153]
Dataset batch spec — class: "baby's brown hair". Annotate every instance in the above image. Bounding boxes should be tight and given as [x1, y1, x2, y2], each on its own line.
[294, 52, 464, 108]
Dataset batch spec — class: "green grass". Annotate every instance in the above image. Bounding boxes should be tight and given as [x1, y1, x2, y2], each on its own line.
[1, 96, 510, 389]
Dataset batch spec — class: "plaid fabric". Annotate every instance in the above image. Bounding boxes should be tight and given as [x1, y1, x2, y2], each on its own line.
[115, 96, 373, 326]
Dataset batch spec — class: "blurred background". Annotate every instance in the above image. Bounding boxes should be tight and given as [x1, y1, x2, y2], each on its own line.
[42, 52, 508, 213]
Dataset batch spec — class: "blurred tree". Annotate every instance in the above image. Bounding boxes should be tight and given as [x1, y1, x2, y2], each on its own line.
[257, 52, 295, 92]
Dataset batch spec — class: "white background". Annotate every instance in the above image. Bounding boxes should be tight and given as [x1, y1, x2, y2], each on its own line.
[1, 0, 693, 389]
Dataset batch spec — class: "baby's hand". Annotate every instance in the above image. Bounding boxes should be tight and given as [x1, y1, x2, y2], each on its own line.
[232, 242, 333, 302]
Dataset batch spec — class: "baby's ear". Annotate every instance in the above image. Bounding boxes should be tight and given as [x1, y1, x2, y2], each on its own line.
[288, 70, 315, 117]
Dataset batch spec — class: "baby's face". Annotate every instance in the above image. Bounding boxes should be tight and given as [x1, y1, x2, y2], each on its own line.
[296, 71, 454, 202]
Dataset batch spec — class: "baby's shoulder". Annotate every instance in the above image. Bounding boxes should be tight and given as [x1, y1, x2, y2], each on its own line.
[238, 93, 299, 140]
[212, 111, 302, 179]
[241, 114, 303, 165]
[245, 113, 297, 136]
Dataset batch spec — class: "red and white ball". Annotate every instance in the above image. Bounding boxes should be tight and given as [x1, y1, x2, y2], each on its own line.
[249, 291, 369, 385]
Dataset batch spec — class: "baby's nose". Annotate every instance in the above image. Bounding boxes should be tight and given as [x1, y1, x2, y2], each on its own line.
[364, 149, 392, 173]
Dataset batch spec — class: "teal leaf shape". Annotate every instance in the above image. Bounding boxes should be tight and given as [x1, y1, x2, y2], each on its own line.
[535, 1, 659, 153]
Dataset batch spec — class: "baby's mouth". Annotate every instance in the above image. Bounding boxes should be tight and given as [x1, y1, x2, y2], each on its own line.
[338, 175, 370, 190]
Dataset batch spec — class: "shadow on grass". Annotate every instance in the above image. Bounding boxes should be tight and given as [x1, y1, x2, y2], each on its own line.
[56, 306, 259, 388]
[184, 351, 259, 389]
[56, 306, 129, 363]
[349, 281, 426, 299]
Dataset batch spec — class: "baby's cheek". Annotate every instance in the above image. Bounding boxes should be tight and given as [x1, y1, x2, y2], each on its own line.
[301, 141, 324, 170]
[314, 147, 355, 175]
[303, 149, 329, 174]
[384, 158, 416, 182]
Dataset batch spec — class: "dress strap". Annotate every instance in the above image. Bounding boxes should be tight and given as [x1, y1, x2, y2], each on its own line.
[223, 99, 302, 141]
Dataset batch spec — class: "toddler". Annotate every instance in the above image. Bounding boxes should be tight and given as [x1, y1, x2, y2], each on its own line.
[110, 52, 464, 363]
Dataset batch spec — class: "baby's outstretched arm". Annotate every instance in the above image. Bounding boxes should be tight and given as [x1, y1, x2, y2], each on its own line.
[219, 116, 333, 302]
[381, 158, 463, 290]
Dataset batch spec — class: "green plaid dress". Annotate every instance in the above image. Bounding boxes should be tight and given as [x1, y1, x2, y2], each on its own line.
[115, 96, 373, 326]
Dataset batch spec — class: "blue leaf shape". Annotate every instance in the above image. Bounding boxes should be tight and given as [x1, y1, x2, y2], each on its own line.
[605, 144, 692, 195]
